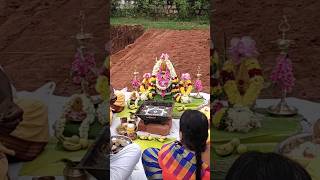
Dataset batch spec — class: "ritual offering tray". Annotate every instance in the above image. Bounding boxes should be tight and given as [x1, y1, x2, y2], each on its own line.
[77, 127, 110, 180]
[111, 135, 132, 154]
[276, 133, 320, 161]
[136, 101, 173, 125]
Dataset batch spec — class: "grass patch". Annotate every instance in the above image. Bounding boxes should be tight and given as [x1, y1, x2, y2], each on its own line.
[111, 17, 209, 30]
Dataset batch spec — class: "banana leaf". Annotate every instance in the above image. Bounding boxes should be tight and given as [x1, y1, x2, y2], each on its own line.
[212, 114, 303, 144]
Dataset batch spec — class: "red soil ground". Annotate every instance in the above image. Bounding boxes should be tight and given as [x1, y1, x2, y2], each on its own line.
[0, 0, 108, 96]
[110, 29, 210, 93]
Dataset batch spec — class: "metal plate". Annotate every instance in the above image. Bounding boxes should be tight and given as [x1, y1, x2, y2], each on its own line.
[267, 105, 298, 116]
[275, 133, 313, 154]
[110, 135, 132, 154]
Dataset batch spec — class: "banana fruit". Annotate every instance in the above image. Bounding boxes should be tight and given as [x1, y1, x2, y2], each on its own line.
[64, 135, 80, 144]
[129, 104, 138, 110]
[215, 138, 248, 157]
[177, 106, 185, 111]
[215, 141, 235, 157]
[156, 136, 167, 143]
[63, 141, 82, 151]
[237, 144, 248, 154]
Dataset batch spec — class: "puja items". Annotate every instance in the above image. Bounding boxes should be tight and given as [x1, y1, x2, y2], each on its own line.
[214, 138, 249, 157]
[136, 101, 173, 136]
[111, 135, 132, 154]
[277, 119, 320, 161]
[62, 159, 88, 180]
[194, 66, 203, 99]
[213, 106, 261, 133]
[54, 94, 95, 151]
[71, 11, 97, 95]
[221, 36, 264, 107]
[136, 101, 173, 125]
[127, 91, 140, 110]
[268, 16, 297, 116]
[138, 134, 167, 143]
[116, 117, 138, 140]
[111, 89, 126, 113]
[174, 73, 193, 103]
[148, 53, 180, 99]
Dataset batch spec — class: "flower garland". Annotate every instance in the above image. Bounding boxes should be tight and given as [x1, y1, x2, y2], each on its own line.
[71, 50, 97, 85]
[140, 73, 151, 93]
[149, 53, 179, 98]
[139, 73, 151, 100]
[174, 73, 193, 103]
[96, 100, 108, 125]
[96, 58, 108, 100]
[221, 58, 264, 107]
[270, 54, 295, 92]
[194, 79, 203, 92]
[55, 94, 95, 140]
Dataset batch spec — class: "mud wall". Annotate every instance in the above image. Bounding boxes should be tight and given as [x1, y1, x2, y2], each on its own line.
[0, 0, 109, 96]
[111, 25, 144, 54]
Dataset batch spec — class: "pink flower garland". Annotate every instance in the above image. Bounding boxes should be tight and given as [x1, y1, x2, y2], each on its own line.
[71, 52, 97, 84]
[270, 54, 295, 92]
[195, 79, 203, 92]
[131, 79, 141, 90]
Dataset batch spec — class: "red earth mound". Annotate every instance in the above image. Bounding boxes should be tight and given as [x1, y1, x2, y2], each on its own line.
[110, 29, 210, 93]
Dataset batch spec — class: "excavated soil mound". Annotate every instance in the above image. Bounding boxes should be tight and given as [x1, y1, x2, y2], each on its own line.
[0, 0, 108, 96]
[111, 25, 144, 54]
[212, 0, 320, 102]
[111, 29, 210, 93]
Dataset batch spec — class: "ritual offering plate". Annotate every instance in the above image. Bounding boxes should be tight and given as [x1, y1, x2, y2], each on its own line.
[136, 101, 173, 125]
[276, 133, 320, 161]
[110, 135, 132, 154]
[267, 105, 298, 116]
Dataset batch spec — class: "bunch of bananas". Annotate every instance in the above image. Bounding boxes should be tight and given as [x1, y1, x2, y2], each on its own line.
[62, 135, 89, 151]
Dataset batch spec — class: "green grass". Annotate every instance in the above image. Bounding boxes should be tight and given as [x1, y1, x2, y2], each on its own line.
[111, 17, 209, 30]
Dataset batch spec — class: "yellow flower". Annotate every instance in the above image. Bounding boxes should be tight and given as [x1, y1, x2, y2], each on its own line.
[245, 58, 261, 70]
[96, 76, 108, 100]
[222, 60, 236, 72]
[213, 108, 226, 127]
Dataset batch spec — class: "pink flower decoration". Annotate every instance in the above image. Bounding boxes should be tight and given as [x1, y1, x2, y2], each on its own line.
[131, 79, 141, 89]
[181, 73, 191, 81]
[195, 79, 203, 92]
[270, 54, 295, 92]
[143, 73, 151, 79]
[71, 52, 97, 84]
[229, 36, 259, 64]
[160, 53, 169, 60]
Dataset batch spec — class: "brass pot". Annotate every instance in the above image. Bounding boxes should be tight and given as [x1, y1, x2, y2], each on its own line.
[63, 166, 88, 180]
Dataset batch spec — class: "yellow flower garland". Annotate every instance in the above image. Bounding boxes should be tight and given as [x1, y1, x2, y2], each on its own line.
[180, 80, 193, 96]
[222, 58, 264, 107]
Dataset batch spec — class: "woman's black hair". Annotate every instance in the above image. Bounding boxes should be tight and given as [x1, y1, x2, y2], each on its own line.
[180, 110, 209, 180]
[226, 151, 312, 180]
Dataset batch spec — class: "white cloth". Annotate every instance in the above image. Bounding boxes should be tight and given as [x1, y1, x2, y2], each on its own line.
[110, 143, 147, 180]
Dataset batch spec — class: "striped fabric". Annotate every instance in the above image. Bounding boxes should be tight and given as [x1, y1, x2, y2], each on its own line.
[142, 142, 210, 180]
[0, 135, 47, 161]
[142, 148, 163, 180]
